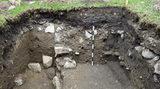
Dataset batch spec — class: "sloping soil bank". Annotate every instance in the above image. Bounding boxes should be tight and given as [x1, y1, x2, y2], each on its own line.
[0, 6, 160, 89]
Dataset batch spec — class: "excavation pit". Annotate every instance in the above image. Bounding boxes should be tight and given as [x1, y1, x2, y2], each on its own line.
[0, 6, 160, 89]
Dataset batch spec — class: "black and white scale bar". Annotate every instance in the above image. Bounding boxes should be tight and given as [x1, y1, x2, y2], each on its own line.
[92, 22, 95, 65]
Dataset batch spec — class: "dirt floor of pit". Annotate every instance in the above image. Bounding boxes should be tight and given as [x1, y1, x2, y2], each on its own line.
[62, 63, 135, 89]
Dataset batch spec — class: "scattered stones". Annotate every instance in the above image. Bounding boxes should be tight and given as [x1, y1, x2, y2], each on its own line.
[14, 74, 25, 86]
[28, 63, 41, 73]
[8, 6, 15, 10]
[153, 75, 159, 83]
[43, 55, 53, 68]
[154, 61, 160, 75]
[75, 52, 80, 56]
[135, 46, 145, 53]
[54, 44, 72, 57]
[142, 49, 156, 59]
[52, 76, 61, 89]
[64, 60, 76, 69]
[46, 68, 56, 79]
[45, 24, 55, 33]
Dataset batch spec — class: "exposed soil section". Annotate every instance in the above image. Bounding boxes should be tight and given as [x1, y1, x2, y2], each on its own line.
[0, 6, 160, 89]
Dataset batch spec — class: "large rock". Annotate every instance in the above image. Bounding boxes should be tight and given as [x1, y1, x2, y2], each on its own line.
[142, 49, 156, 59]
[45, 24, 55, 33]
[43, 55, 53, 68]
[64, 60, 76, 69]
[14, 74, 25, 86]
[46, 68, 56, 79]
[52, 76, 61, 89]
[54, 44, 72, 57]
[28, 63, 41, 73]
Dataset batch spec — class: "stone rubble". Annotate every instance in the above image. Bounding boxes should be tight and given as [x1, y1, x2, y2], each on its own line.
[14, 74, 25, 86]
[28, 63, 41, 73]
[43, 55, 53, 68]
[55, 57, 77, 69]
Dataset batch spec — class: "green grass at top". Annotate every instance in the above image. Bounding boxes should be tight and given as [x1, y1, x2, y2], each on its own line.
[0, 0, 160, 26]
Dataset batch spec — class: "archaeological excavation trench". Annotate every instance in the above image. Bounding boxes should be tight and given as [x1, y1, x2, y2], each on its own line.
[1, 6, 160, 89]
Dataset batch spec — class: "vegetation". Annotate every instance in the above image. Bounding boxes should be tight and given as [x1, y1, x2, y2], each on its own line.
[0, 0, 159, 26]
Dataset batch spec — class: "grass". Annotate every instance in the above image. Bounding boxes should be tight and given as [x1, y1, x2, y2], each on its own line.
[0, 0, 160, 26]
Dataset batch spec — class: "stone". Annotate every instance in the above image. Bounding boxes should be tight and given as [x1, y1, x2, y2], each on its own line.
[102, 51, 113, 55]
[75, 52, 80, 56]
[46, 68, 56, 79]
[28, 63, 41, 73]
[153, 56, 159, 62]
[154, 61, 160, 75]
[37, 27, 43, 32]
[153, 75, 159, 83]
[117, 30, 124, 34]
[14, 74, 25, 86]
[43, 55, 53, 68]
[45, 25, 55, 33]
[56, 27, 62, 32]
[9, 0, 18, 5]
[55, 33, 60, 43]
[54, 44, 72, 57]
[128, 50, 132, 56]
[8, 6, 15, 10]
[85, 31, 92, 39]
[135, 46, 145, 53]
[29, 1, 35, 5]
[52, 76, 61, 89]
[64, 60, 76, 69]
[142, 49, 156, 59]
[114, 52, 120, 56]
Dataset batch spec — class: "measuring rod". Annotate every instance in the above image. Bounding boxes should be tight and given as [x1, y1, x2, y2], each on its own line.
[92, 22, 95, 65]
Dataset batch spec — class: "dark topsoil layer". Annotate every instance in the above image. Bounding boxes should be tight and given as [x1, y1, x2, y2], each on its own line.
[0, 6, 160, 89]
